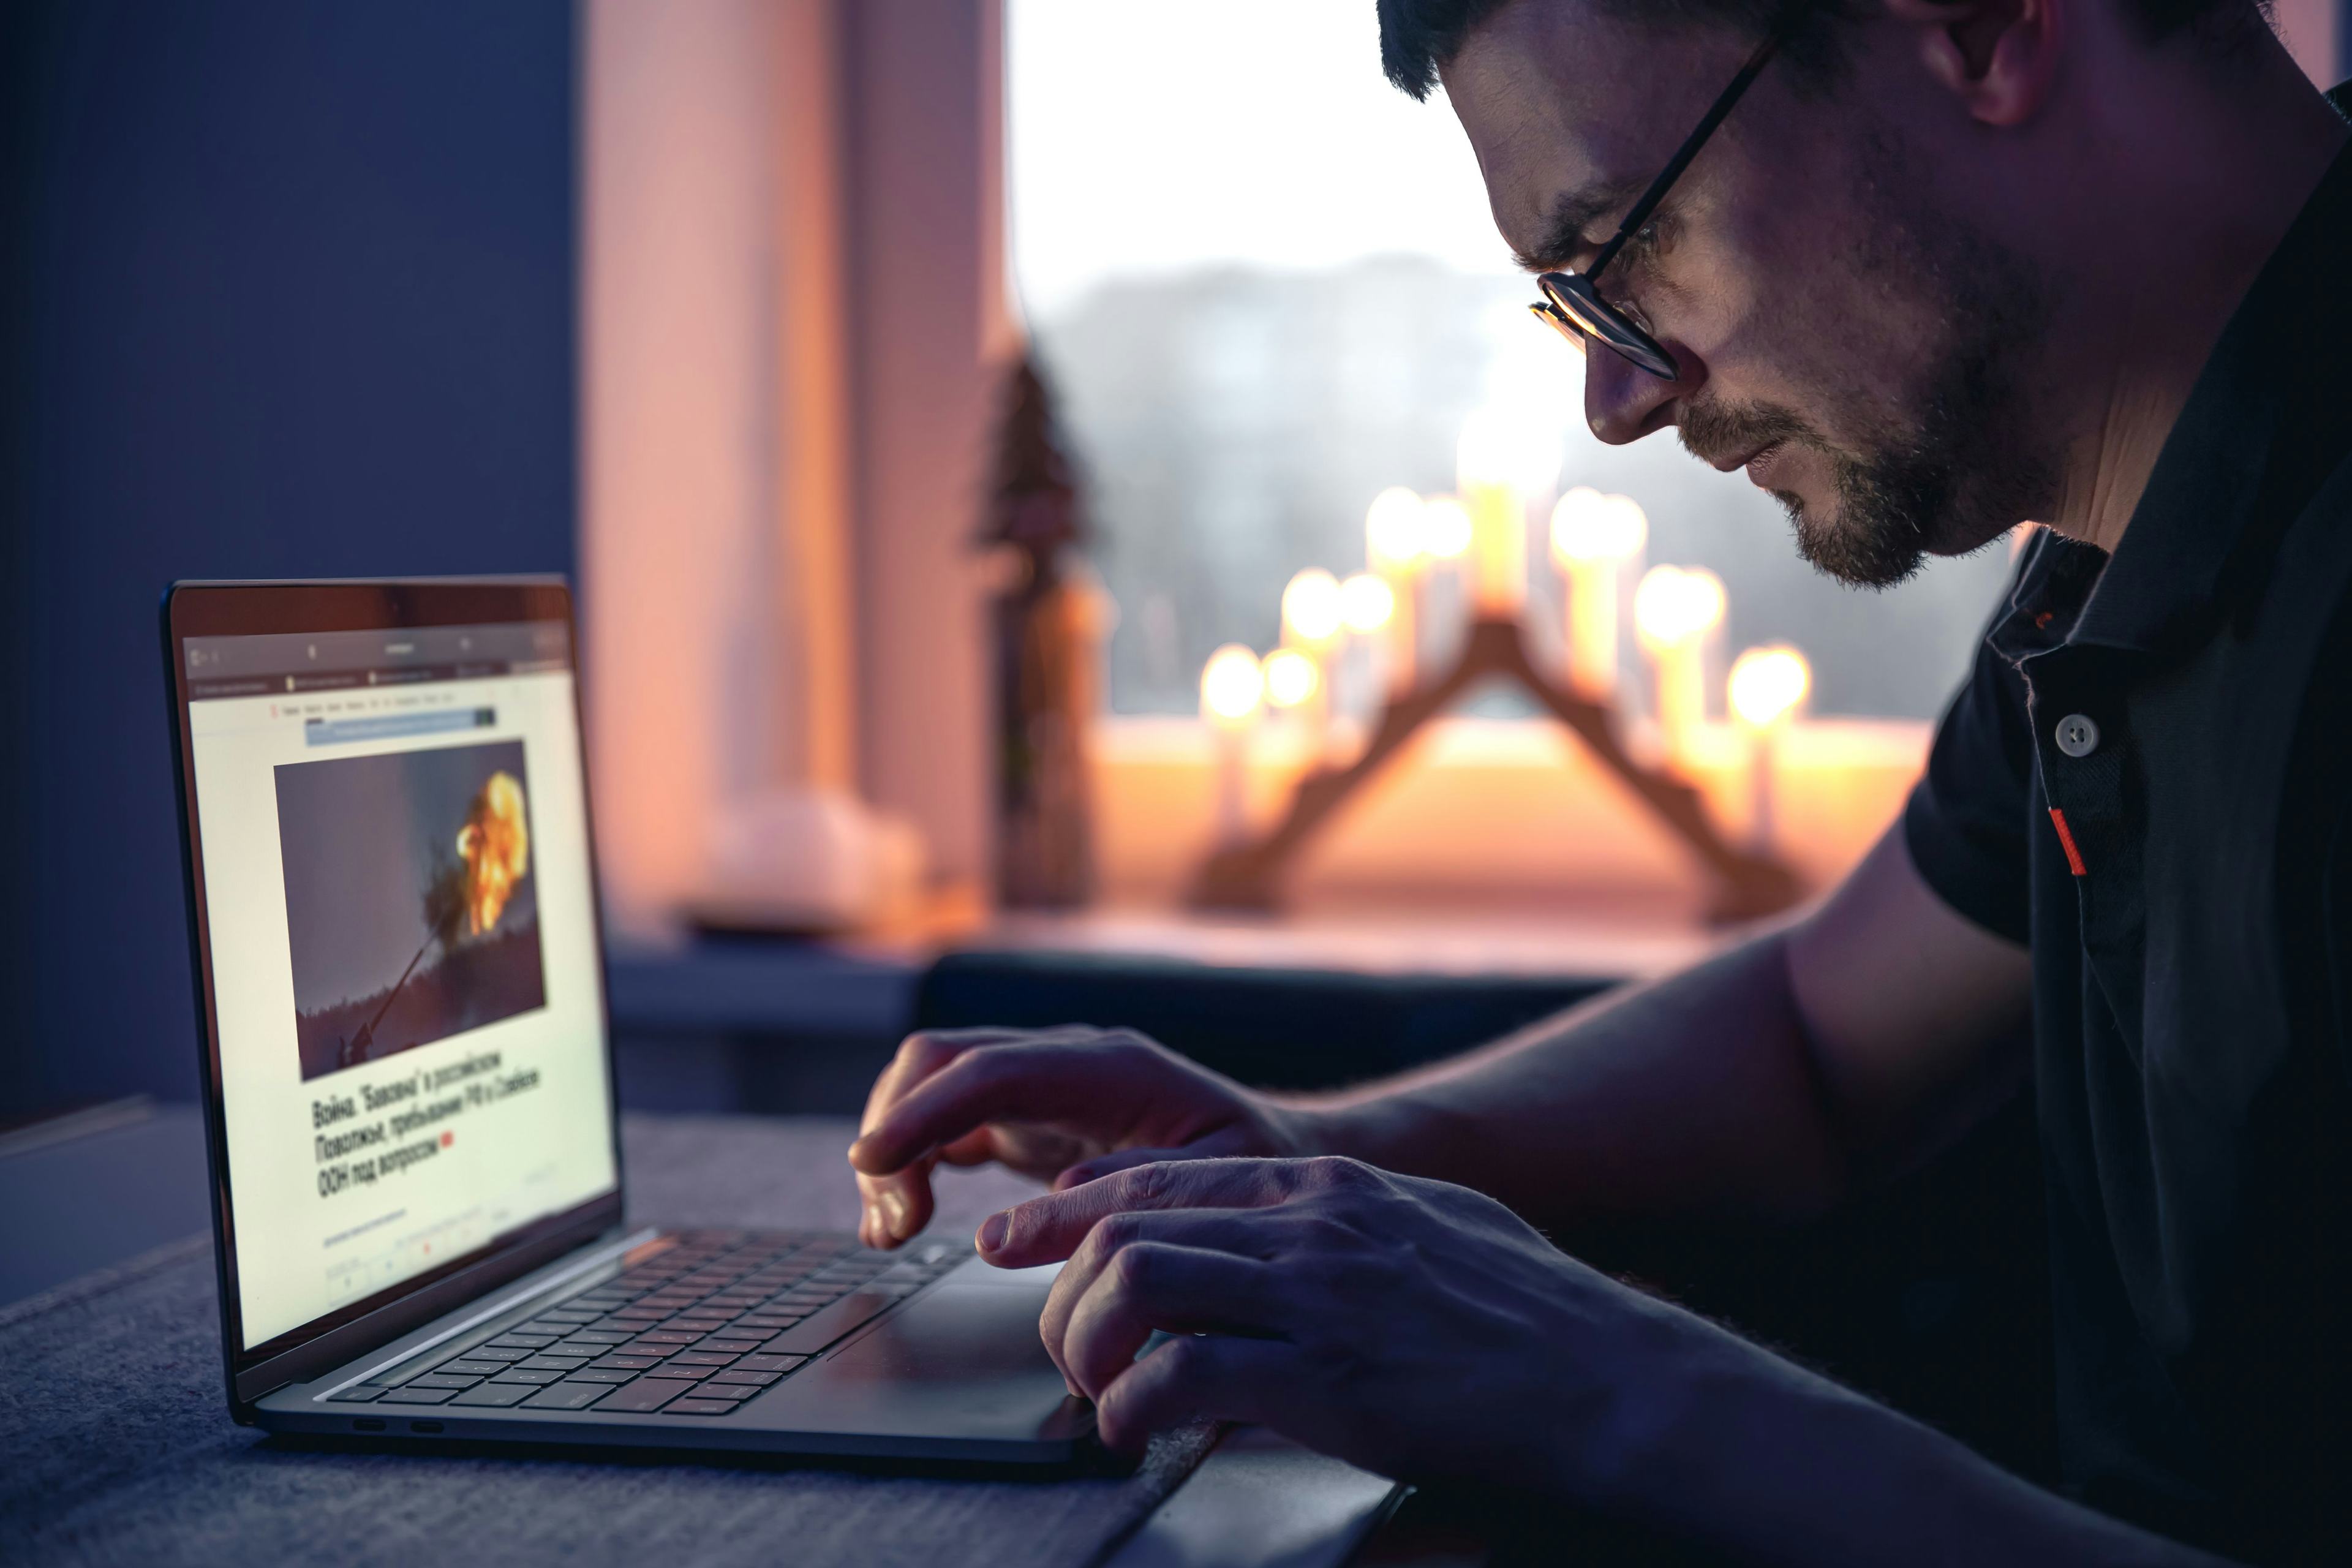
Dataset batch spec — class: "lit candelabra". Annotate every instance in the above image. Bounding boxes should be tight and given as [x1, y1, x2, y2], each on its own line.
[1188, 412, 1807, 924]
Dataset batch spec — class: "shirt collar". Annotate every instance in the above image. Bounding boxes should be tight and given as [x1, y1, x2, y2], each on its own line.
[2068, 94, 2352, 658]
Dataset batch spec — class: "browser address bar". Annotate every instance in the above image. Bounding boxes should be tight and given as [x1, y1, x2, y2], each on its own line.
[304, 709, 496, 747]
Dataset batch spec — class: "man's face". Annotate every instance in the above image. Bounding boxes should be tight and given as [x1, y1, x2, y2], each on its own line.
[1443, 4, 2059, 586]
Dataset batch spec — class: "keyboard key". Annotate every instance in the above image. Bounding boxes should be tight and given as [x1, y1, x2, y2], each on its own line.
[325, 1386, 382, 1403]
[442, 1360, 513, 1378]
[491, 1332, 562, 1348]
[566, 1368, 641, 1384]
[515, 1355, 592, 1371]
[734, 1353, 808, 1373]
[522, 1381, 608, 1410]
[761, 1289, 896, 1354]
[478, 1341, 551, 1357]
[450, 1382, 533, 1407]
[663, 1398, 739, 1416]
[560, 1332, 633, 1347]
[666, 1351, 738, 1367]
[593, 1377, 701, 1413]
[489, 1368, 567, 1385]
[681, 1383, 755, 1402]
[405, 1373, 484, 1390]
[377, 1387, 456, 1404]
[703, 1368, 778, 1387]
[631, 1330, 698, 1346]
[695, 1338, 765, 1354]
[589, 1353, 666, 1370]
[455, 1345, 526, 1363]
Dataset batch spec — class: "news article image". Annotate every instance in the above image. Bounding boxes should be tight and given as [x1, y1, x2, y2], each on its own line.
[277, 741, 546, 1082]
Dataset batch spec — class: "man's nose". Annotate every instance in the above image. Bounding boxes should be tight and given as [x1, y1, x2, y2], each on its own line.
[1583, 337, 1695, 446]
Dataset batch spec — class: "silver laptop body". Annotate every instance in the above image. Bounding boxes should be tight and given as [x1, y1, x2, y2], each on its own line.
[163, 578, 1091, 1464]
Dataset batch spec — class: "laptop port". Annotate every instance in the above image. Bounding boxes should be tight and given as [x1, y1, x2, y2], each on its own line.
[410, 1421, 445, 1433]
[352, 1418, 386, 1431]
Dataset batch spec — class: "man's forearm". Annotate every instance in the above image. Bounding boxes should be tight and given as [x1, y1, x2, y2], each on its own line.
[1295, 931, 1851, 1231]
[1582, 1313, 2229, 1567]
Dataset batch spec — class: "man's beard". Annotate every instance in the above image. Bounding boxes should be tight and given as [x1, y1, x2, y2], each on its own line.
[1679, 148, 2060, 589]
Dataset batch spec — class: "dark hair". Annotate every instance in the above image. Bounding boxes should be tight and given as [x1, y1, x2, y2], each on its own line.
[1378, 0, 2277, 100]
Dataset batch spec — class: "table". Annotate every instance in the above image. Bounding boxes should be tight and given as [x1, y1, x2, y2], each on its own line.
[0, 1113, 1398, 1568]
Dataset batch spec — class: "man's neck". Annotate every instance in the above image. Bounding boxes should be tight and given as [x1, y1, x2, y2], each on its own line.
[2040, 45, 2346, 555]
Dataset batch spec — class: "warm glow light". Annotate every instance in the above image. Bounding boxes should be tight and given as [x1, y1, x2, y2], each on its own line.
[1365, 487, 1427, 567]
[1684, 567, 1726, 635]
[1634, 564, 1727, 650]
[1262, 647, 1321, 708]
[1281, 568, 1344, 646]
[1201, 643, 1265, 723]
[1728, 644, 1811, 729]
[1338, 572, 1395, 633]
[1456, 405, 1564, 497]
[1420, 495, 1473, 559]
[1550, 488, 1648, 563]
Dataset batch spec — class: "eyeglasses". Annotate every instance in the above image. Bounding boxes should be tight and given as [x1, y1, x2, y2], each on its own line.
[1529, 29, 1782, 381]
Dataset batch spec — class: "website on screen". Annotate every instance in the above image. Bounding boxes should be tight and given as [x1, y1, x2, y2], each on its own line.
[183, 622, 617, 1349]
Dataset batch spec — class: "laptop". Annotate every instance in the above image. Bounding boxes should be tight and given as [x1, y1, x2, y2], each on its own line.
[161, 577, 1094, 1462]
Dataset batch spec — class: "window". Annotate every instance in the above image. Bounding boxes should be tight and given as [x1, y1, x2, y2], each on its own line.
[1008, 0, 2013, 720]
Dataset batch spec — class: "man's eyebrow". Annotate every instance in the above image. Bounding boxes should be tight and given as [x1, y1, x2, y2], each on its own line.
[1513, 177, 1645, 275]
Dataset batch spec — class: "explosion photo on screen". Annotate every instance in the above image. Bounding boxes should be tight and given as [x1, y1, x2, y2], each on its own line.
[277, 740, 548, 1081]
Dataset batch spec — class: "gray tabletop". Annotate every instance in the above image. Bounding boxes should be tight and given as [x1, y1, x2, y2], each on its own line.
[0, 1115, 1219, 1568]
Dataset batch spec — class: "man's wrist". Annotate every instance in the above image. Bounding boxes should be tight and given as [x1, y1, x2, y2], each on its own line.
[1271, 1093, 1420, 1171]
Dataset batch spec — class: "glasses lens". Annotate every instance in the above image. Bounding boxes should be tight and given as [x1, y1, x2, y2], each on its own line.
[1528, 301, 1588, 356]
[1537, 272, 1678, 380]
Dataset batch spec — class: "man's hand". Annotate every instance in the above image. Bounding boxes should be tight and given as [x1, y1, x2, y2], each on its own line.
[844, 1027, 1309, 1249]
[974, 1158, 2230, 1566]
[975, 1154, 1692, 1494]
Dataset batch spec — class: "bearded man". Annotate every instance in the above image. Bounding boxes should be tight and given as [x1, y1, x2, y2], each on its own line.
[848, 4, 2352, 1559]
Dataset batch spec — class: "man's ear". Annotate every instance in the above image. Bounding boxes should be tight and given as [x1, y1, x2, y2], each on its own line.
[1881, 0, 2062, 128]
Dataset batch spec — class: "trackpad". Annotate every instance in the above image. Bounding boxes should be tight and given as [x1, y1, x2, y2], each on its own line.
[745, 1280, 1093, 1446]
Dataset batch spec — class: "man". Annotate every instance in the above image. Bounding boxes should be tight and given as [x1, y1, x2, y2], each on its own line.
[848, 1, 2352, 1559]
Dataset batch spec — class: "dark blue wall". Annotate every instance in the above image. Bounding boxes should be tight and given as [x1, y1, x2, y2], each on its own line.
[1, 2, 577, 1121]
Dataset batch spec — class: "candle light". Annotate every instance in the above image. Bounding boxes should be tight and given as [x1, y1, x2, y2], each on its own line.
[1456, 408, 1562, 617]
[1549, 488, 1648, 699]
[1418, 494, 1474, 667]
[1634, 565, 1727, 763]
[1200, 643, 1265, 848]
[1280, 567, 1343, 747]
[1339, 571, 1395, 636]
[1336, 571, 1395, 725]
[1264, 647, 1321, 710]
[1727, 643, 1811, 854]
[1365, 488, 1428, 695]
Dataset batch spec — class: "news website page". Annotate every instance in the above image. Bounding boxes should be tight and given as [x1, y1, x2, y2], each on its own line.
[182, 622, 617, 1350]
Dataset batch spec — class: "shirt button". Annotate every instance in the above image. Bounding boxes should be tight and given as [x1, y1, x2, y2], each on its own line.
[2055, 714, 2100, 758]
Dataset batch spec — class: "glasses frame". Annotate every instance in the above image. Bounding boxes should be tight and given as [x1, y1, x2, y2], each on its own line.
[1531, 29, 1783, 381]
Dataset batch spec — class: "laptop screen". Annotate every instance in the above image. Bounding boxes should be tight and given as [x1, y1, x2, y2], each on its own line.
[178, 610, 619, 1351]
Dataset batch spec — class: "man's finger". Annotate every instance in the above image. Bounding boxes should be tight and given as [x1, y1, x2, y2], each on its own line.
[848, 1028, 1063, 1247]
[1051, 1124, 1261, 1191]
[1093, 1334, 1298, 1455]
[1036, 1207, 1276, 1371]
[1058, 1243, 1289, 1400]
[982, 1157, 1324, 1267]
[855, 1028, 1041, 1139]
[854, 1154, 937, 1248]
[847, 1038, 1156, 1177]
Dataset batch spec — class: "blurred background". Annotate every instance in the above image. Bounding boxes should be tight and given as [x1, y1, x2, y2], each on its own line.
[4, 0, 2347, 1138]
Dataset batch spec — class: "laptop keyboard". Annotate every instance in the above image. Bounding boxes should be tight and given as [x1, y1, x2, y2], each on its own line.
[326, 1228, 962, 1417]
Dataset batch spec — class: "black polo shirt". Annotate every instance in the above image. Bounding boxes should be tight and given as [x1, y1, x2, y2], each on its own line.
[1902, 104, 2352, 1562]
